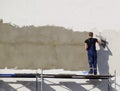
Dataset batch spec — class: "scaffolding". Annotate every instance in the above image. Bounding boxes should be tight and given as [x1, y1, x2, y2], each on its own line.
[0, 69, 115, 91]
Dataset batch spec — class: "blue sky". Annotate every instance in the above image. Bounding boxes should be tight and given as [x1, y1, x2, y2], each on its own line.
[0, 0, 120, 31]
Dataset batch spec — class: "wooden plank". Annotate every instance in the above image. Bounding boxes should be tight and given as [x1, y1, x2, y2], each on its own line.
[0, 74, 114, 79]
[0, 74, 37, 78]
[43, 74, 114, 79]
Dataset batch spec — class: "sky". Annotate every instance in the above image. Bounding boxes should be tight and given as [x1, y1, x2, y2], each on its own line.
[0, 0, 120, 31]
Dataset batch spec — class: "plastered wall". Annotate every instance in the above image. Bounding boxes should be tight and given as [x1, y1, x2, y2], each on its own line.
[1, 21, 120, 91]
[1, 21, 120, 75]
[0, 22, 88, 70]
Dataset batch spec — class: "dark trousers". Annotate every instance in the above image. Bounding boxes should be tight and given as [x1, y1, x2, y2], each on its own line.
[87, 50, 97, 74]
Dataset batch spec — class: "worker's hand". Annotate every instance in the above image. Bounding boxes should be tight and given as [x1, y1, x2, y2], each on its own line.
[100, 39, 106, 48]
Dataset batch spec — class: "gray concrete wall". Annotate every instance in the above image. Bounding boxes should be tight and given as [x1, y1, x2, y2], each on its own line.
[0, 22, 88, 70]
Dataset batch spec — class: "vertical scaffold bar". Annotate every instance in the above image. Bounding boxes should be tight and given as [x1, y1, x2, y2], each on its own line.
[108, 72, 111, 91]
[41, 69, 43, 91]
[36, 74, 39, 91]
[114, 70, 116, 91]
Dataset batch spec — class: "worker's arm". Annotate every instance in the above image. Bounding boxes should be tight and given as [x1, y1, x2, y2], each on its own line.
[84, 43, 88, 50]
[97, 39, 106, 48]
[97, 39, 103, 45]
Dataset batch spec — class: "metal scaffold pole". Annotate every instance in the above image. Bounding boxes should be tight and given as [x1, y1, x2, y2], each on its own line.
[114, 70, 116, 91]
[36, 74, 39, 91]
[41, 69, 43, 91]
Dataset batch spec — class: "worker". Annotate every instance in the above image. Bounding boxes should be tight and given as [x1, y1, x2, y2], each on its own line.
[84, 32, 103, 75]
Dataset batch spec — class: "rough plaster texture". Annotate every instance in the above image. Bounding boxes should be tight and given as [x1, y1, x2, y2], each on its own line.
[0, 22, 88, 70]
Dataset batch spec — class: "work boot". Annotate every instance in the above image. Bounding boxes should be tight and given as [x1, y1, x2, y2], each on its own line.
[88, 69, 93, 74]
[94, 70, 97, 75]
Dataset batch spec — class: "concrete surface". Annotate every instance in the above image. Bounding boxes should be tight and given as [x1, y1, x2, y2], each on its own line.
[0, 22, 88, 70]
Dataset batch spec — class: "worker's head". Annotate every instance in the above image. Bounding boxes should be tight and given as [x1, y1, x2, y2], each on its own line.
[89, 32, 93, 37]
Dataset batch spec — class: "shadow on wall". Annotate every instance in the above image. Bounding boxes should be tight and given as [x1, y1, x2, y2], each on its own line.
[0, 80, 55, 91]
[1, 80, 88, 91]
[87, 79, 118, 91]
[60, 82, 88, 91]
[59, 80, 113, 91]
[17, 81, 56, 91]
[0, 79, 118, 91]
[0, 80, 17, 91]
[97, 40, 112, 75]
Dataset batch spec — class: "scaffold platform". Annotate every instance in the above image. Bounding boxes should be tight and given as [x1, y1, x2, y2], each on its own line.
[0, 73, 114, 79]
